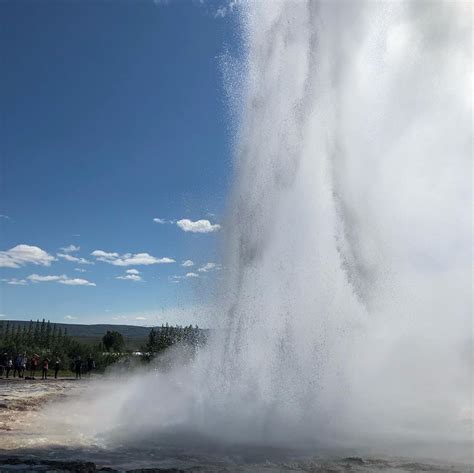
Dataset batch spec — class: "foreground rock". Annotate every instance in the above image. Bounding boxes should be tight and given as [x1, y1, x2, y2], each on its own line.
[0, 457, 187, 473]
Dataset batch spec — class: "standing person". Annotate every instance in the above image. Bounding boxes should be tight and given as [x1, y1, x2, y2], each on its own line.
[6, 358, 13, 378]
[74, 356, 82, 380]
[13, 354, 22, 378]
[21, 353, 27, 378]
[41, 357, 49, 380]
[54, 358, 61, 379]
[30, 354, 39, 378]
[87, 355, 95, 376]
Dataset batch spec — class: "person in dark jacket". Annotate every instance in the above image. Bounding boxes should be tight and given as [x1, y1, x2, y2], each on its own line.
[13, 354, 23, 378]
[74, 357, 82, 379]
[54, 358, 61, 379]
[86, 355, 95, 375]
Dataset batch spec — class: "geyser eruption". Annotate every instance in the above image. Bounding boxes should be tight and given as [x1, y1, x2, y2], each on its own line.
[42, 0, 472, 464]
[206, 0, 471, 452]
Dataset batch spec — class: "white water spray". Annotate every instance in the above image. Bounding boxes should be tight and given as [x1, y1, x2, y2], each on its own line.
[39, 0, 472, 464]
[201, 0, 472, 452]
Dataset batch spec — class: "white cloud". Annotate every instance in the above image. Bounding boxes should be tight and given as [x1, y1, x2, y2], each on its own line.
[1, 278, 28, 286]
[0, 215, 10, 220]
[176, 219, 221, 233]
[185, 272, 199, 278]
[0, 313, 5, 317]
[64, 315, 77, 320]
[135, 316, 147, 321]
[58, 278, 96, 286]
[126, 268, 140, 274]
[74, 268, 87, 273]
[91, 250, 119, 259]
[27, 274, 95, 286]
[0, 244, 55, 268]
[182, 260, 194, 267]
[153, 218, 174, 225]
[197, 262, 221, 272]
[116, 273, 143, 282]
[57, 253, 93, 265]
[154, 217, 221, 233]
[91, 250, 175, 266]
[28, 274, 64, 283]
[60, 244, 80, 253]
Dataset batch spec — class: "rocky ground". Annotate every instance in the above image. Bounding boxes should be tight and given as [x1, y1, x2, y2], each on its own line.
[0, 379, 471, 473]
[0, 378, 77, 437]
[0, 454, 471, 473]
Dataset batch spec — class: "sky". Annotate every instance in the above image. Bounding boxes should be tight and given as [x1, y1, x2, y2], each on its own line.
[0, 0, 241, 327]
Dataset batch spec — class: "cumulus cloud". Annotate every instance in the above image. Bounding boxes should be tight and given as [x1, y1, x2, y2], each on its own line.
[1, 278, 27, 286]
[185, 272, 199, 278]
[75, 268, 87, 273]
[116, 273, 143, 282]
[60, 244, 80, 253]
[0, 244, 55, 268]
[176, 219, 221, 233]
[126, 269, 140, 275]
[58, 278, 96, 286]
[27, 274, 95, 286]
[57, 253, 93, 265]
[154, 217, 221, 233]
[182, 260, 194, 267]
[91, 250, 175, 266]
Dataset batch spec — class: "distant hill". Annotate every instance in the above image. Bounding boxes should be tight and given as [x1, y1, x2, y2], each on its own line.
[3, 319, 151, 337]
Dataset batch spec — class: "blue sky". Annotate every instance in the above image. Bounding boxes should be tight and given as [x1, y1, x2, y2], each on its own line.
[0, 0, 240, 327]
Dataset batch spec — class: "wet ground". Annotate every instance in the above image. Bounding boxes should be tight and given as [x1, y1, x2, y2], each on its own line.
[0, 379, 472, 472]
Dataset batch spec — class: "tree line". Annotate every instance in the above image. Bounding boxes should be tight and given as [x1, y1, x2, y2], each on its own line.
[0, 320, 207, 372]
[0, 319, 114, 371]
[1, 319, 70, 355]
[142, 323, 207, 369]
[144, 323, 206, 357]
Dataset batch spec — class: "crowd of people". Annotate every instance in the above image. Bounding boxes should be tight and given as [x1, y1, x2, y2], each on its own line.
[0, 353, 96, 380]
